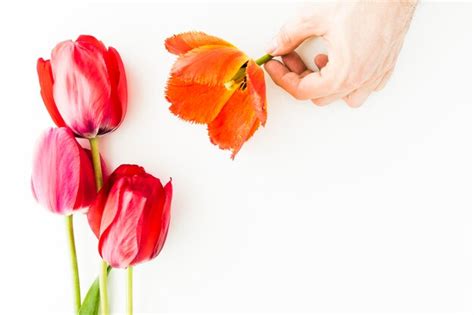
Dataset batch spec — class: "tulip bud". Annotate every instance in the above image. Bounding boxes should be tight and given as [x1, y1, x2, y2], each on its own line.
[37, 35, 127, 138]
[31, 127, 97, 215]
[88, 165, 173, 268]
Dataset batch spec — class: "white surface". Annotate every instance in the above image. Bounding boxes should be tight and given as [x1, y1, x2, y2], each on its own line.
[0, 2, 471, 314]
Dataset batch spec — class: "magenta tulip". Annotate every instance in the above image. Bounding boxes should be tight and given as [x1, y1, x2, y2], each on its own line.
[37, 35, 127, 138]
[87, 165, 173, 268]
[31, 127, 97, 215]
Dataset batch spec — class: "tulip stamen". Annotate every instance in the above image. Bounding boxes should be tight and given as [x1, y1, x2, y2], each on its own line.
[224, 80, 236, 90]
[224, 54, 273, 91]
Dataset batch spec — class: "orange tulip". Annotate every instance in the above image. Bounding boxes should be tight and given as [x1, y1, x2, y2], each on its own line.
[165, 32, 272, 158]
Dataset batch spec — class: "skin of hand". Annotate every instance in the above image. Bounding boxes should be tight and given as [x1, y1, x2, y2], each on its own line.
[264, 1, 417, 107]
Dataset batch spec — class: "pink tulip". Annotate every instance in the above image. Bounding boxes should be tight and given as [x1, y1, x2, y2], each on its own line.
[31, 127, 97, 215]
[37, 35, 127, 138]
[88, 165, 173, 268]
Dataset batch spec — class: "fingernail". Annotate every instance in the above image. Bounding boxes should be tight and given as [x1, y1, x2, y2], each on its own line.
[265, 37, 278, 55]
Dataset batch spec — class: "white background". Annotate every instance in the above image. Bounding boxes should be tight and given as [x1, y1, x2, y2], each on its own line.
[0, 1, 471, 314]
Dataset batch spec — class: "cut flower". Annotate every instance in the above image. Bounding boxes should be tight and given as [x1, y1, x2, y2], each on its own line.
[37, 35, 127, 138]
[165, 32, 271, 158]
[87, 164, 172, 268]
[31, 127, 97, 215]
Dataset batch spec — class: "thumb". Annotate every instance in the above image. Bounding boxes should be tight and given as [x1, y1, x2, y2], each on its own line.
[266, 16, 321, 56]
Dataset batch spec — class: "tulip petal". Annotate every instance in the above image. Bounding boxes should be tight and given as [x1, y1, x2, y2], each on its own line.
[171, 46, 247, 85]
[165, 31, 234, 55]
[87, 164, 173, 268]
[87, 185, 109, 238]
[88, 164, 146, 238]
[166, 75, 235, 123]
[51, 40, 111, 137]
[246, 60, 267, 125]
[102, 47, 127, 133]
[76, 35, 107, 53]
[131, 177, 166, 265]
[84, 150, 109, 238]
[40, 35, 127, 137]
[37, 58, 66, 128]
[73, 148, 98, 209]
[110, 164, 146, 181]
[206, 61, 267, 157]
[31, 128, 81, 214]
[99, 178, 146, 268]
[152, 180, 173, 258]
[207, 87, 262, 158]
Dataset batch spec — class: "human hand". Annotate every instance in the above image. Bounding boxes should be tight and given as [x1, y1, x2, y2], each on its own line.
[264, 1, 417, 107]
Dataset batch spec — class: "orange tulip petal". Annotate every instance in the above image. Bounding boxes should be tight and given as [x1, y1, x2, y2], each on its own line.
[246, 60, 267, 125]
[165, 31, 234, 55]
[206, 61, 267, 158]
[171, 46, 247, 85]
[166, 76, 235, 124]
[207, 87, 261, 158]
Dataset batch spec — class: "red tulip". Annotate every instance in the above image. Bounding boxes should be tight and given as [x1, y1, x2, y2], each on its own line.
[37, 35, 127, 138]
[31, 127, 97, 215]
[87, 165, 172, 268]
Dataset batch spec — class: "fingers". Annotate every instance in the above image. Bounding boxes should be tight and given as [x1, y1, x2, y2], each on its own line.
[343, 86, 372, 108]
[315, 54, 328, 69]
[266, 56, 374, 107]
[282, 52, 312, 78]
[264, 59, 291, 81]
[265, 53, 344, 106]
[266, 53, 375, 107]
[294, 66, 338, 100]
[312, 92, 346, 106]
[309, 54, 338, 105]
[374, 68, 394, 91]
[266, 16, 323, 56]
[264, 59, 305, 99]
[300, 69, 313, 77]
[264, 59, 305, 97]
[266, 59, 337, 100]
[281, 52, 308, 74]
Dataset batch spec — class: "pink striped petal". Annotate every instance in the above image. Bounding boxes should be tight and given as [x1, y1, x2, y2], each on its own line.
[99, 177, 146, 268]
[31, 127, 91, 214]
[50, 40, 111, 138]
[88, 164, 145, 238]
[89, 164, 173, 268]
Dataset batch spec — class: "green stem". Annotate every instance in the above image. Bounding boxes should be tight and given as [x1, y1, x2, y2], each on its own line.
[127, 267, 133, 315]
[89, 137, 103, 191]
[255, 53, 273, 66]
[99, 260, 109, 315]
[89, 137, 108, 315]
[66, 215, 81, 314]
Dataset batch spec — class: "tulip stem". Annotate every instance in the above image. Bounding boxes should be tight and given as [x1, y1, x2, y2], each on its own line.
[255, 53, 273, 66]
[89, 137, 103, 191]
[65, 215, 81, 314]
[127, 267, 133, 315]
[99, 260, 110, 315]
[90, 137, 108, 315]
